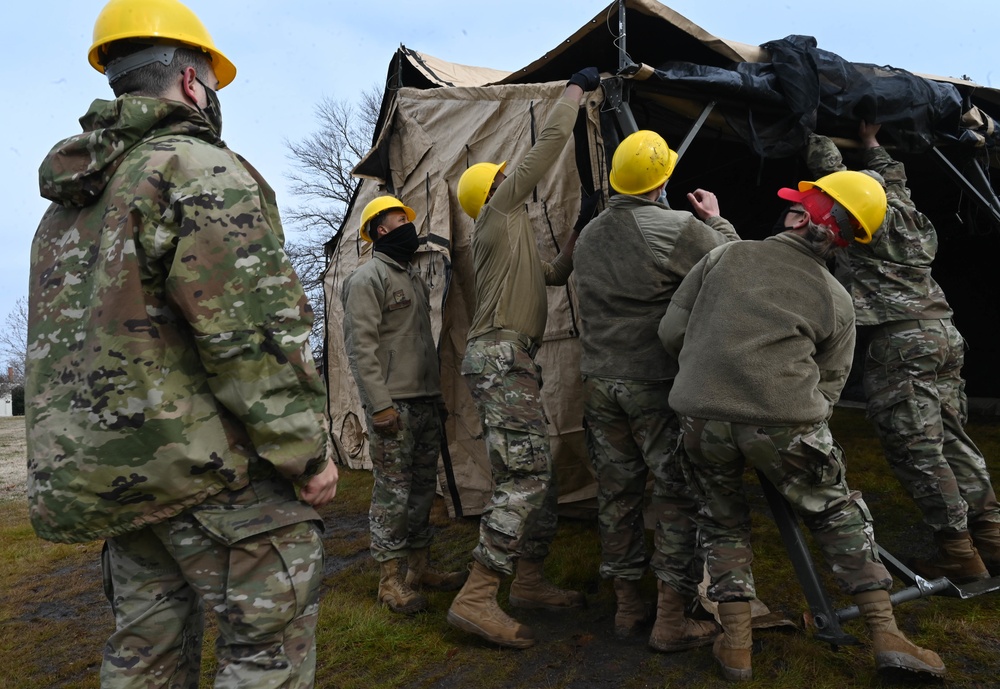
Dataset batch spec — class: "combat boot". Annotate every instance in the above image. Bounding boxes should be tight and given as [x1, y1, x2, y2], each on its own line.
[854, 589, 946, 677]
[909, 530, 989, 583]
[648, 580, 720, 652]
[970, 521, 1000, 576]
[612, 578, 651, 637]
[447, 561, 535, 649]
[405, 547, 467, 591]
[509, 558, 586, 610]
[713, 601, 752, 682]
[378, 558, 427, 614]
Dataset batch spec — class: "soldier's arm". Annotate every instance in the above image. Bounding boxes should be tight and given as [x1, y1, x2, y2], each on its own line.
[658, 249, 716, 359]
[163, 152, 328, 484]
[804, 133, 847, 178]
[489, 91, 583, 213]
[814, 292, 857, 412]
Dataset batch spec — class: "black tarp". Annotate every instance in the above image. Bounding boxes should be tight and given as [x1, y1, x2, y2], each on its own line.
[643, 35, 989, 158]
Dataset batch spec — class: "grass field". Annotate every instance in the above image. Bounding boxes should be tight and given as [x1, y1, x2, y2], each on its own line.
[3, 410, 1000, 688]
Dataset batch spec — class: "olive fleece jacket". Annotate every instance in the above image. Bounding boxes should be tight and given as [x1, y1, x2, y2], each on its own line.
[660, 232, 856, 425]
[574, 193, 738, 380]
[342, 252, 442, 415]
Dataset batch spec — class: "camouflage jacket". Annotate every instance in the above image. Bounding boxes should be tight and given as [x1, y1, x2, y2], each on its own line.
[806, 135, 952, 325]
[341, 252, 442, 415]
[26, 96, 329, 543]
[575, 194, 738, 381]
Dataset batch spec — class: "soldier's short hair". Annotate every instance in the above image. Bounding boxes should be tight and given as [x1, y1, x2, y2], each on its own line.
[368, 208, 402, 243]
[105, 42, 214, 99]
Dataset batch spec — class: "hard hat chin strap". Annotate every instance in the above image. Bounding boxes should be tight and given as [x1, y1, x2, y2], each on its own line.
[828, 202, 857, 247]
[105, 45, 177, 84]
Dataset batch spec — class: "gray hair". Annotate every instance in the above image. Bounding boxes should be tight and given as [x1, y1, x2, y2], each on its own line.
[800, 219, 840, 259]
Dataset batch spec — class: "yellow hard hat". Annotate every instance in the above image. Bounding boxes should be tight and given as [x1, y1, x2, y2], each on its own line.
[359, 196, 416, 243]
[609, 130, 679, 195]
[457, 161, 507, 219]
[89, 0, 237, 89]
[797, 170, 887, 243]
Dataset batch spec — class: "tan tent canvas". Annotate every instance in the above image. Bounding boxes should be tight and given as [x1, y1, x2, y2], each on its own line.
[323, 0, 1000, 517]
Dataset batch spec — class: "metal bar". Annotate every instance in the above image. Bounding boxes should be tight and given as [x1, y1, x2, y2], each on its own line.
[931, 147, 1000, 225]
[663, 101, 716, 190]
[618, 0, 627, 73]
[673, 101, 717, 163]
[602, 77, 638, 136]
[756, 470, 859, 647]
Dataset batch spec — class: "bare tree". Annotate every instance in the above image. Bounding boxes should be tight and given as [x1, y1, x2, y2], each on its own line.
[0, 296, 27, 396]
[284, 86, 383, 357]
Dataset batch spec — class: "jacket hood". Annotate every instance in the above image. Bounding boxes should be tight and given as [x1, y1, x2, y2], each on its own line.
[38, 96, 223, 208]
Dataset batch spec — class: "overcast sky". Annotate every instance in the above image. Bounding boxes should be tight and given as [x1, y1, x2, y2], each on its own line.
[4, 0, 998, 332]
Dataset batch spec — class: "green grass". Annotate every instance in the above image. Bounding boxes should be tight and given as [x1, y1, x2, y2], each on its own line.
[3, 408, 1000, 687]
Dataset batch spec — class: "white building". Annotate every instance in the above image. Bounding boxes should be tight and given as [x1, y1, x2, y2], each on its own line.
[0, 392, 11, 417]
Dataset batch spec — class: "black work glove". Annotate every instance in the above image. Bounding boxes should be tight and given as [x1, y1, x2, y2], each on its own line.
[568, 67, 601, 92]
[574, 188, 603, 231]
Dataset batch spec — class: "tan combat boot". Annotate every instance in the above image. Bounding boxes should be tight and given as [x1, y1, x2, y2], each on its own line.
[612, 578, 651, 637]
[713, 601, 753, 682]
[509, 558, 586, 610]
[854, 589, 946, 677]
[648, 580, 720, 652]
[909, 530, 989, 583]
[378, 558, 427, 614]
[970, 521, 1000, 576]
[447, 561, 535, 649]
[405, 547, 467, 591]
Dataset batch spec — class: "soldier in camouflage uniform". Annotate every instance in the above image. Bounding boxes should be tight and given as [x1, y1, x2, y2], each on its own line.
[446, 68, 601, 649]
[25, 2, 338, 687]
[806, 123, 1000, 583]
[573, 130, 737, 650]
[660, 179, 944, 681]
[342, 195, 465, 615]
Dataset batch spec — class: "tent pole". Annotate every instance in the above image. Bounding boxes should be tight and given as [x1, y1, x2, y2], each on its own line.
[931, 147, 1000, 226]
[618, 0, 628, 73]
[673, 101, 716, 163]
[662, 101, 716, 188]
[603, 77, 638, 136]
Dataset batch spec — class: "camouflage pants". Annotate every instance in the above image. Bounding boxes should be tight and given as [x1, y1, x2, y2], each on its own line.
[461, 339, 557, 575]
[679, 416, 891, 603]
[101, 476, 325, 689]
[583, 376, 702, 597]
[366, 397, 442, 562]
[864, 318, 1000, 532]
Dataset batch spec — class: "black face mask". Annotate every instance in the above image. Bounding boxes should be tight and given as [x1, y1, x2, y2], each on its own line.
[195, 77, 223, 136]
[373, 222, 419, 263]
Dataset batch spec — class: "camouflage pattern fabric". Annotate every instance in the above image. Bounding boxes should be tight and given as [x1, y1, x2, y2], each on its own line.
[26, 96, 328, 543]
[100, 476, 324, 689]
[583, 376, 703, 596]
[461, 339, 557, 575]
[367, 398, 443, 562]
[679, 416, 891, 602]
[864, 319, 1000, 531]
[805, 135, 952, 325]
[805, 135, 999, 532]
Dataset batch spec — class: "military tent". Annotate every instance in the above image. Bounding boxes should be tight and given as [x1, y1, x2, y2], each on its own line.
[322, 0, 1000, 517]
